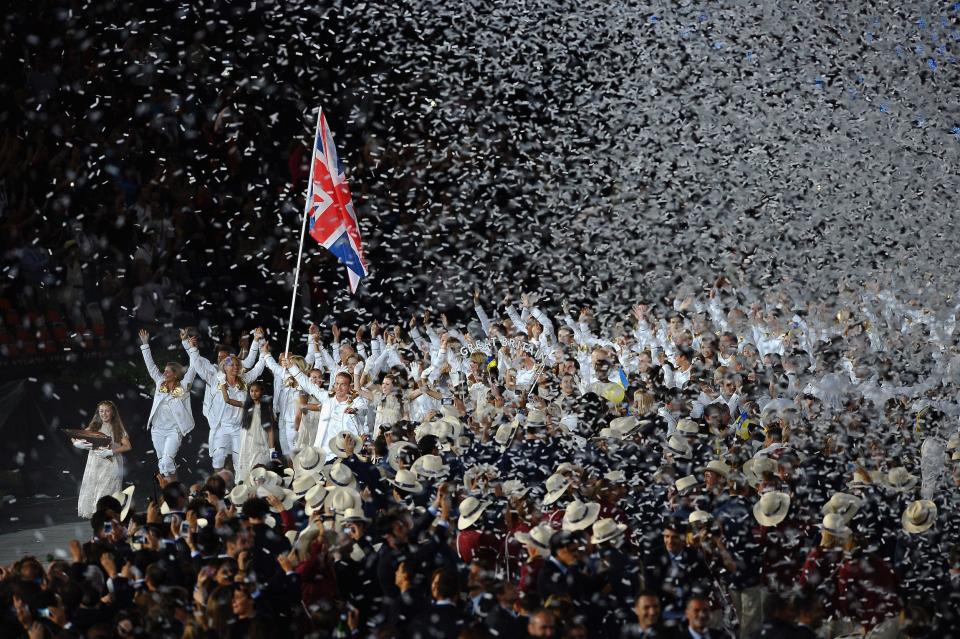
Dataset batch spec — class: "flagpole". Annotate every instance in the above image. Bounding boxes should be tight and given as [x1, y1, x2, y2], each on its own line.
[283, 108, 322, 359]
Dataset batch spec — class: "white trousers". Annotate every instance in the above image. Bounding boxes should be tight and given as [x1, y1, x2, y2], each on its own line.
[151, 425, 182, 476]
[210, 423, 242, 470]
[278, 417, 297, 457]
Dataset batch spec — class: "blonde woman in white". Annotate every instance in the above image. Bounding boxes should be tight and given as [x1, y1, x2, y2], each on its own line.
[138, 329, 197, 479]
[262, 344, 310, 459]
[73, 401, 132, 518]
[189, 336, 266, 471]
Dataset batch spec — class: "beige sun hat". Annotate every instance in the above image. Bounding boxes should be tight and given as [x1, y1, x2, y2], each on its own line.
[902, 499, 937, 534]
[886, 467, 919, 493]
[675, 475, 700, 495]
[322, 461, 357, 490]
[752, 491, 791, 527]
[701, 459, 732, 478]
[515, 523, 554, 556]
[303, 484, 328, 517]
[388, 469, 424, 494]
[590, 518, 628, 544]
[411, 454, 450, 480]
[819, 512, 852, 539]
[676, 419, 700, 435]
[328, 431, 360, 459]
[463, 463, 498, 491]
[663, 434, 692, 458]
[338, 507, 371, 524]
[821, 492, 863, 523]
[292, 473, 319, 497]
[256, 485, 295, 512]
[494, 419, 520, 447]
[248, 466, 282, 488]
[562, 500, 601, 532]
[542, 472, 572, 506]
[609, 416, 639, 438]
[457, 496, 489, 530]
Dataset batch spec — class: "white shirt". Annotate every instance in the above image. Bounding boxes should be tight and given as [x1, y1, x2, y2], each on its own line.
[153, 395, 179, 431]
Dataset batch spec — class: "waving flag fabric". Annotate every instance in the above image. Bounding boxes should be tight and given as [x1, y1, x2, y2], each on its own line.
[304, 108, 368, 293]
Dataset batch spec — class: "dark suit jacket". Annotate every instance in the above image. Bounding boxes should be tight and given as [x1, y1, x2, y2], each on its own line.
[537, 557, 584, 602]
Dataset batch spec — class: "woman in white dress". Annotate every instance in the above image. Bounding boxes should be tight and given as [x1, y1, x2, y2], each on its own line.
[73, 401, 132, 519]
[236, 382, 276, 482]
[139, 329, 197, 479]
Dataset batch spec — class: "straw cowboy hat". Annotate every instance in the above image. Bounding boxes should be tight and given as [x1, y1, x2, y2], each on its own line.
[292, 473, 319, 497]
[821, 492, 862, 523]
[542, 473, 572, 506]
[295, 446, 323, 475]
[609, 416, 639, 438]
[752, 491, 791, 527]
[819, 513, 852, 540]
[387, 441, 419, 472]
[457, 496, 489, 530]
[111, 485, 135, 521]
[676, 419, 701, 436]
[663, 434, 692, 458]
[463, 463, 498, 491]
[590, 518, 628, 545]
[325, 486, 362, 516]
[329, 431, 360, 459]
[303, 484, 328, 517]
[675, 475, 700, 495]
[902, 499, 937, 534]
[886, 467, 919, 493]
[515, 523, 555, 556]
[562, 500, 601, 532]
[494, 419, 520, 447]
[388, 469, 424, 494]
[411, 454, 450, 480]
[322, 461, 357, 490]
[701, 459, 732, 478]
[282, 467, 295, 488]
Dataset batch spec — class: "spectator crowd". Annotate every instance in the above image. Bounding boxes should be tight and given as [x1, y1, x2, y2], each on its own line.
[3, 283, 960, 639]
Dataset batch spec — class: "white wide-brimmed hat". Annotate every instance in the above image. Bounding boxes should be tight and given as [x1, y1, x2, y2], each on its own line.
[303, 484, 328, 516]
[295, 446, 323, 475]
[229, 483, 254, 506]
[249, 466, 282, 488]
[590, 518, 627, 544]
[743, 456, 778, 488]
[329, 431, 360, 459]
[111, 485, 135, 521]
[819, 512, 852, 539]
[388, 468, 424, 494]
[562, 500, 601, 532]
[387, 441, 419, 472]
[411, 454, 450, 480]
[688, 510, 713, 525]
[542, 473, 572, 506]
[322, 461, 357, 490]
[886, 467, 918, 493]
[325, 486, 362, 516]
[494, 419, 520, 447]
[339, 507, 370, 524]
[515, 523, 554, 556]
[753, 491, 791, 527]
[821, 492, 862, 523]
[463, 463, 498, 491]
[457, 496, 489, 530]
[292, 473, 319, 497]
[609, 416, 639, 438]
[257, 485, 295, 512]
[902, 499, 937, 534]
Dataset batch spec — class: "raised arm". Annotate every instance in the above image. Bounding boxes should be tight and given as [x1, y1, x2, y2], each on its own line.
[241, 351, 267, 384]
[241, 328, 262, 369]
[185, 335, 218, 384]
[138, 330, 163, 385]
[473, 290, 493, 336]
[289, 366, 328, 401]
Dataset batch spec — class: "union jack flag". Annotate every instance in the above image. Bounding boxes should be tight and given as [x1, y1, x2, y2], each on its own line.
[304, 108, 368, 293]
